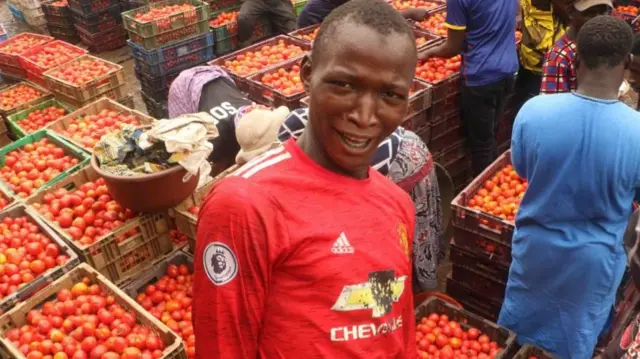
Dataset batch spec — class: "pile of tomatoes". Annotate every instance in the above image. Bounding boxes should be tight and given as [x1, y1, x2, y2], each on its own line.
[49, 0, 69, 6]
[616, 5, 638, 15]
[23, 41, 86, 72]
[56, 109, 141, 150]
[0, 138, 80, 198]
[4, 277, 170, 359]
[418, 12, 447, 37]
[416, 35, 432, 48]
[0, 84, 46, 111]
[47, 57, 114, 87]
[32, 177, 138, 246]
[134, 4, 197, 32]
[134, 263, 194, 358]
[416, 313, 504, 359]
[186, 205, 199, 216]
[415, 55, 461, 83]
[209, 10, 238, 28]
[260, 63, 304, 96]
[0, 34, 51, 56]
[294, 27, 319, 42]
[169, 230, 188, 247]
[466, 164, 526, 222]
[222, 40, 306, 76]
[0, 216, 70, 299]
[391, 0, 440, 11]
[0, 194, 11, 211]
[18, 105, 68, 134]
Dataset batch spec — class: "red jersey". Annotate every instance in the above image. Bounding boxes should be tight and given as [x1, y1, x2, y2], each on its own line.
[193, 139, 417, 359]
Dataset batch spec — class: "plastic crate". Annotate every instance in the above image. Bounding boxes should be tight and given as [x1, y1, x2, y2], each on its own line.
[25, 69, 45, 87]
[72, 5, 123, 33]
[172, 164, 238, 243]
[0, 63, 27, 80]
[430, 108, 461, 141]
[88, 34, 128, 52]
[215, 33, 239, 54]
[512, 344, 559, 359]
[0, 129, 89, 196]
[287, 24, 319, 45]
[414, 27, 444, 52]
[206, 0, 240, 11]
[25, 165, 173, 268]
[390, 0, 445, 12]
[246, 58, 306, 110]
[134, 42, 214, 77]
[67, 0, 119, 16]
[55, 84, 129, 109]
[428, 92, 460, 124]
[0, 205, 80, 315]
[141, 90, 169, 119]
[121, 250, 193, 298]
[430, 114, 462, 155]
[135, 65, 182, 94]
[450, 240, 509, 282]
[0, 24, 7, 43]
[43, 54, 125, 102]
[0, 263, 187, 359]
[0, 33, 54, 69]
[209, 35, 311, 91]
[41, 0, 71, 16]
[433, 138, 465, 165]
[416, 72, 461, 103]
[401, 108, 429, 134]
[48, 97, 155, 152]
[208, 6, 240, 40]
[444, 152, 471, 180]
[21, 0, 43, 9]
[128, 31, 213, 64]
[415, 296, 516, 359]
[44, 12, 73, 26]
[0, 82, 53, 119]
[6, 98, 74, 138]
[445, 275, 502, 323]
[24, 8, 47, 27]
[123, 0, 208, 38]
[46, 23, 79, 39]
[19, 40, 87, 83]
[128, 19, 210, 49]
[414, 120, 432, 147]
[451, 150, 516, 247]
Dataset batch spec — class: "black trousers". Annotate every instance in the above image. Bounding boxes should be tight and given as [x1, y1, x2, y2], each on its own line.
[513, 66, 542, 112]
[461, 76, 515, 176]
[238, 0, 297, 45]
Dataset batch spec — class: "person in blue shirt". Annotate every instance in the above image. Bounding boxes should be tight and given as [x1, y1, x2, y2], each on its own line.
[297, 0, 430, 28]
[499, 15, 640, 358]
[419, 0, 518, 175]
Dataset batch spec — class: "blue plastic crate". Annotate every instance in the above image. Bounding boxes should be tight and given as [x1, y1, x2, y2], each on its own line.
[133, 45, 214, 77]
[127, 31, 213, 64]
[0, 25, 7, 43]
[8, 3, 25, 22]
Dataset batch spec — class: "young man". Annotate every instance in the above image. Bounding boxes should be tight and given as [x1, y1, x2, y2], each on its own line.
[540, 0, 612, 94]
[419, 0, 518, 175]
[499, 16, 640, 358]
[192, 0, 420, 357]
[237, 0, 297, 46]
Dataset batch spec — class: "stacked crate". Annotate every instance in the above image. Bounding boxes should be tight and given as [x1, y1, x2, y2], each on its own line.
[19, 39, 87, 87]
[124, 0, 212, 118]
[209, 5, 272, 55]
[70, 0, 127, 52]
[0, 81, 52, 146]
[18, 0, 48, 30]
[0, 33, 54, 80]
[41, 0, 80, 43]
[42, 54, 131, 108]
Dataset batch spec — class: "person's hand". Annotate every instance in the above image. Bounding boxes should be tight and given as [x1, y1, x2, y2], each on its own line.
[402, 8, 429, 21]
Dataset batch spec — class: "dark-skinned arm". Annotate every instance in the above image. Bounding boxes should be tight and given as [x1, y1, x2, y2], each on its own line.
[418, 28, 465, 60]
[399, 8, 429, 21]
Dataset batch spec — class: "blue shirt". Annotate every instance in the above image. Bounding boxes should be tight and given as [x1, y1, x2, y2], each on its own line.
[499, 93, 640, 358]
[445, 0, 518, 86]
[297, 0, 347, 28]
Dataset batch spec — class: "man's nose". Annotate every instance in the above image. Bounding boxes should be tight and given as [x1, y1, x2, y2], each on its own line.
[348, 94, 379, 128]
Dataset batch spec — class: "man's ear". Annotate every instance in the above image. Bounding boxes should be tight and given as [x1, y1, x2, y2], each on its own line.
[626, 53, 634, 70]
[301, 54, 312, 93]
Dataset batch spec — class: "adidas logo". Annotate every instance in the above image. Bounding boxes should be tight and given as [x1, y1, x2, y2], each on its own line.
[331, 232, 355, 254]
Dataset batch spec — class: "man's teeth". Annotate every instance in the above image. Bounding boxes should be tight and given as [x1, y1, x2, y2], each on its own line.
[341, 133, 370, 149]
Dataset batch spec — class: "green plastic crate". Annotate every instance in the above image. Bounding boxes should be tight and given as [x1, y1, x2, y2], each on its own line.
[127, 20, 210, 49]
[6, 99, 74, 139]
[293, 0, 306, 16]
[209, 5, 240, 41]
[0, 129, 89, 199]
[122, 0, 209, 38]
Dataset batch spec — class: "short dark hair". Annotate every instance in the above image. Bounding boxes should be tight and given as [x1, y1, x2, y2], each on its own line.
[311, 0, 415, 63]
[577, 15, 632, 69]
[632, 33, 640, 55]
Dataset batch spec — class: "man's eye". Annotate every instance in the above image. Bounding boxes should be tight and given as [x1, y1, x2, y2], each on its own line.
[330, 81, 353, 89]
[383, 91, 404, 100]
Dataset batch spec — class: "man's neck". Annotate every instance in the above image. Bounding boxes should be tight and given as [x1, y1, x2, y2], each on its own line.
[565, 27, 577, 41]
[576, 72, 620, 100]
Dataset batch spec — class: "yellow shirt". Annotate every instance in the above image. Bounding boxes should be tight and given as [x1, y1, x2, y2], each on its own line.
[519, 0, 565, 73]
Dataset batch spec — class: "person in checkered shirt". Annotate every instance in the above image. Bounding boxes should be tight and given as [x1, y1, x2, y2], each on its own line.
[540, 0, 612, 94]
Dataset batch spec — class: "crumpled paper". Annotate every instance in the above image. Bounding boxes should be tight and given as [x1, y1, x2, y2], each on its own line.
[94, 113, 218, 187]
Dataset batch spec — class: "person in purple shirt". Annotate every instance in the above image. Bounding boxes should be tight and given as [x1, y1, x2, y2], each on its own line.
[420, 0, 518, 175]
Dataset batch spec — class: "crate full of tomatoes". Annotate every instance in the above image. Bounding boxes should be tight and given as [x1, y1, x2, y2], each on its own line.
[415, 10, 447, 37]
[19, 40, 88, 86]
[0, 263, 188, 359]
[121, 250, 195, 358]
[246, 58, 306, 110]
[287, 24, 319, 45]
[445, 273, 503, 322]
[415, 297, 516, 359]
[390, 0, 444, 12]
[0, 82, 53, 119]
[208, 7, 239, 41]
[123, 0, 209, 38]
[415, 54, 462, 102]
[48, 97, 155, 152]
[0, 205, 80, 315]
[512, 344, 558, 359]
[26, 165, 174, 283]
[6, 98, 74, 138]
[0, 129, 89, 199]
[209, 35, 310, 92]
[0, 33, 54, 73]
[75, 24, 128, 53]
[450, 150, 526, 266]
[131, 33, 214, 77]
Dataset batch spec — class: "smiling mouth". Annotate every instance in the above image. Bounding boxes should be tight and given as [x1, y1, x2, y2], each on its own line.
[337, 131, 372, 150]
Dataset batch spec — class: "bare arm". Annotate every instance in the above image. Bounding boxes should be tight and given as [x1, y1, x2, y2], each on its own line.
[418, 28, 466, 60]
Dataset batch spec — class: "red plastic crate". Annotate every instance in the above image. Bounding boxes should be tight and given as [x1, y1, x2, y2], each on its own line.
[450, 241, 509, 282]
[512, 344, 559, 359]
[246, 57, 306, 110]
[446, 275, 502, 323]
[401, 108, 429, 134]
[286, 24, 319, 45]
[416, 73, 461, 102]
[429, 116, 462, 154]
[19, 40, 88, 82]
[428, 92, 460, 123]
[433, 138, 465, 164]
[0, 33, 54, 69]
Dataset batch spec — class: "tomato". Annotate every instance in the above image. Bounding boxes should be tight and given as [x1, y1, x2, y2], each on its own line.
[222, 40, 306, 77]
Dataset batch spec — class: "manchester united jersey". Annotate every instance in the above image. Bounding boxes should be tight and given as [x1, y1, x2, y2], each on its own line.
[193, 139, 417, 359]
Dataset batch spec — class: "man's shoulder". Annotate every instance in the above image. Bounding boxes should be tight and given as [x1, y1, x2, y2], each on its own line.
[370, 170, 415, 211]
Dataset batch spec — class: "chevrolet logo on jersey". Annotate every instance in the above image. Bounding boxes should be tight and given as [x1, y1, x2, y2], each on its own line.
[331, 270, 407, 318]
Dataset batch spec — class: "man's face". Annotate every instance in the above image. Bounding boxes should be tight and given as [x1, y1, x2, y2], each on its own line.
[301, 22, 416, 177]
[572, 5, 611, 29]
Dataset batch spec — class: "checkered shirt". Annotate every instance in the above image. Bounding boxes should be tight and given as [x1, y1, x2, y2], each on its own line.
[540, 34, 577, 94]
